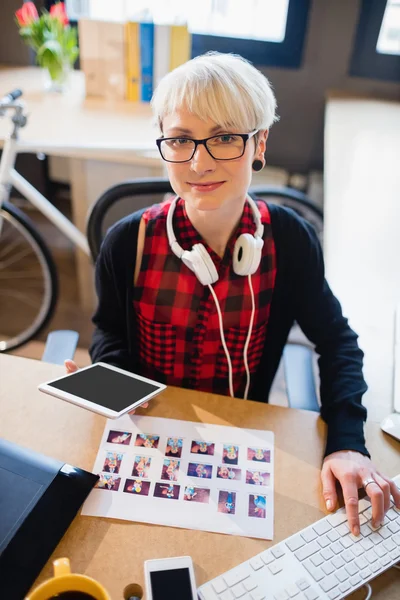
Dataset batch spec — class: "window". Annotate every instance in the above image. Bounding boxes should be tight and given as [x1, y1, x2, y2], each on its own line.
[66, 0, 310, 68]
[377, 0, 400, 55]
[350, 0, 400, 81]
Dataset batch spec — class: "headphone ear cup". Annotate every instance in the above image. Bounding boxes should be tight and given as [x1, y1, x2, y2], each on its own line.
[181, 243, 219, 285]
[233, 233, 263, 276]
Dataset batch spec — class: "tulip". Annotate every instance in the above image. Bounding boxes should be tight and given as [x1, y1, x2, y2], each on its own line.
[50, 2, 69, 26]
[15, 2, 39, 27]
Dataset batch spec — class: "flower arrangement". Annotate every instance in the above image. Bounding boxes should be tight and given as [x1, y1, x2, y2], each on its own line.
[15, 2, 79, 90]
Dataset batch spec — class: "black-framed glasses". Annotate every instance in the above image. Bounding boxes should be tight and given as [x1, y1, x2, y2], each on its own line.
[156, 130, 258, 163]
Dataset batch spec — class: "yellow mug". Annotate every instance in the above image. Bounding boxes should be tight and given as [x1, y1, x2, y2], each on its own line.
[25, 558, 111, 600]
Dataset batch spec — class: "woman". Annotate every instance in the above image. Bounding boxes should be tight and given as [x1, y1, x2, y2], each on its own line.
[66, 51, 400, 533]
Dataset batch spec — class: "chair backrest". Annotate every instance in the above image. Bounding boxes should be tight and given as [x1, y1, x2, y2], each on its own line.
[86, 178, 323, 262]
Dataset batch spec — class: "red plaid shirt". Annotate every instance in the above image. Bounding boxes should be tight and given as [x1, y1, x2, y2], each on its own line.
[133, 198, 277, 398]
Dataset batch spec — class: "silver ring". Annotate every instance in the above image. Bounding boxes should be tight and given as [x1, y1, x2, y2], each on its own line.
[363, 477, 376, 490]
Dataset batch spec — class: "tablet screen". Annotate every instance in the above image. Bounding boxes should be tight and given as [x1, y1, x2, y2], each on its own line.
[47, 365, 161, 412]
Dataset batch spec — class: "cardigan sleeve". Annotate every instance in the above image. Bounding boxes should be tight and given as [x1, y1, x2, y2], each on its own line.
[287, 210, 369, 457]
[89, 215, 140, 371]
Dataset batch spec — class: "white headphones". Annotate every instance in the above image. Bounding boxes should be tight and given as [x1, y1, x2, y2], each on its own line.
[166, 195, 264, 285]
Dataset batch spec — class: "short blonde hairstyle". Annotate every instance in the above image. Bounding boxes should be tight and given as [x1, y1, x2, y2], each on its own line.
[151, 51, 279, 134]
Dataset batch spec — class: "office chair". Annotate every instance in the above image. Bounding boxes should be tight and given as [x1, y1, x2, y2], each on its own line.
[42, 330, 79, 365]
[86, 178, 320, 412]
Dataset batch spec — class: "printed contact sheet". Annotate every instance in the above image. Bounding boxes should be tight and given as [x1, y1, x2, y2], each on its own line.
[82, 415, 274, 539]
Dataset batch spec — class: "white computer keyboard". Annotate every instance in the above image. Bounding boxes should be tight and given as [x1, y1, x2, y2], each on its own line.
[198, 474, 400, 600]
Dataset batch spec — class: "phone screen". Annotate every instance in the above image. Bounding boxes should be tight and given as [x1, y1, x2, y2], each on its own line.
[47, 365, 161, 412]
[150, 568, 194, 600]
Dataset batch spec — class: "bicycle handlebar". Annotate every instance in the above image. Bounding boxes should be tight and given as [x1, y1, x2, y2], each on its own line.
[0, 89, 23, 107]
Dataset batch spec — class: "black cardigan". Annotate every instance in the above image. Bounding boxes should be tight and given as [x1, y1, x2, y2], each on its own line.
[90, 203, 369, 458]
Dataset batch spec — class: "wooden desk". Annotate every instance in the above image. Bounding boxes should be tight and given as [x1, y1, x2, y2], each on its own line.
[324, 96, 400, 423]
[0, 66, 164, 309]
[0, 354, 399, 599]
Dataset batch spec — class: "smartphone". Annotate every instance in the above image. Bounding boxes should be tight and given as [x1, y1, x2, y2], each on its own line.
[38, 362, 166, 418]
[144, 556, 197, 600]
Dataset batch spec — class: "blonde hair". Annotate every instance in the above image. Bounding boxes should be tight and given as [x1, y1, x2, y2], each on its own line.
[151, 51, 279, 134]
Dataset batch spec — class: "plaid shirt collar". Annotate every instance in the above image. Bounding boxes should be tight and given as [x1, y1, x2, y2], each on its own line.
[174, 197, 257, 268]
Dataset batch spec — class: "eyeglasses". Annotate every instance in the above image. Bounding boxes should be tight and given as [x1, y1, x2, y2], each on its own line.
[156, 130, 258, 163]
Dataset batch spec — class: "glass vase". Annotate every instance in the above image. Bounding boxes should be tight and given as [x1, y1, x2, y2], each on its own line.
[42, 60, 71, 93]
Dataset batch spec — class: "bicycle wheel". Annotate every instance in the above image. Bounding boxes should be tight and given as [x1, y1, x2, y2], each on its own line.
[0, 201, 58, 352]
[249, 185, 324, 244]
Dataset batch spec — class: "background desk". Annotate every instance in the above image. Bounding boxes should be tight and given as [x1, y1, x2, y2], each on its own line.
[324, 95, 400, 423]
[0, 354, 399, 599]
[0, 66, 164, 310]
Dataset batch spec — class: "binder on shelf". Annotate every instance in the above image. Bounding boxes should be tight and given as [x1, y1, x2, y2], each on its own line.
[125, 21, 140, 102]
[100, 20, 126, 101]
[139, 21, 155, 103]
[78, 19, 104, 97]
[154, 24, 171, 89]
[170, 24, 191, 71]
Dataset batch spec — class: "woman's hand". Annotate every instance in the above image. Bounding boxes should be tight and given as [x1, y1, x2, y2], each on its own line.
[321, 450, 400, 536]
[64, 360, 149, 413]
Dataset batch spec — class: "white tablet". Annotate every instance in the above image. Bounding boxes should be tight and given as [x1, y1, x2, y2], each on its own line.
[38, 362, 166, 418]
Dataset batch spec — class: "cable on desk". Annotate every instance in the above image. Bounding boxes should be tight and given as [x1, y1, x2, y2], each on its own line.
[362, 583, 372, 600]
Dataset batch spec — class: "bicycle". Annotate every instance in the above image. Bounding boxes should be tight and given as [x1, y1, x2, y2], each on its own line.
[0, 89, 323, 353]
[0, 89, 90, 352]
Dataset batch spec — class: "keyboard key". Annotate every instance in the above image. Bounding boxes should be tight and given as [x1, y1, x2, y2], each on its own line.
[301, 528, 318, 543]
[331, 556, 345, 569]
[375, 544, 387, 558]
[350, 544, 364, 557]
[355, 556, 368, 570]
[344, 562, 358, 576]
[317, 535, 330, 548]
[212, 578, 227, 594]
[244, 580, 258, 593]
[295, 579, 310, 591]
[393, 533, 400, 545]
[224, 569, 251, 587]
[268, 562, 282, 575]
[310, 553, 324, 567]
[360, 524, 372, 537]
[370, 562, 382, 573]
[219, 591, 234, 600]
[251, 593, 266, 600]
[365, 549, 378, 564]
[271, 546, 286, 559]
[304, 589, 319, 600]
[358, 498, 371, 512]
[379, 554, 392, 566]
[313, 520, 331, 536]
[249, 557, 264, 571]
[340, 535, 353, 549]
[326, 529, 339, 542]
[320, 575, 340, 592]
[348, 533, 361, 543]
[340, 549, 353, 563]
[386, 508, 398, 521]
[339, 581, 351, 594]
[260, 551, 274, 565]
[286, 584, 300, 598]
[321, 562, 335, 576]
[320, 547, 334, 561]
[231, 583, 247, 598]
[358, 513, 368, 525]
[198, 586, 218, 600]
[391, 547, 400, 560]
[327, 590, 340, 600]
[360, 538, 374, 551]
[303, 561, 324, 582]
[326, 509, 347, 527]
[286, 535, 305, 552]
[274, 592, 289, 600]
[350, 574, 362, 586]
[364, 508, 373, 521]
[330, 541, 343, 555]
[295, 541, 320, 561]
[379, 525, 392, 539]
[336, 523, 350, 537]
[383, 538, 396, 552]
[387, 521, 400, 534]
[369, 532, 383, 545]
[335, 568, 349, 583]
[360, 567, 371, 580]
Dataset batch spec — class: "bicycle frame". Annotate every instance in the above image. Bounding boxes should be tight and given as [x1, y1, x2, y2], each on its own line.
[0, 111, 90, 256]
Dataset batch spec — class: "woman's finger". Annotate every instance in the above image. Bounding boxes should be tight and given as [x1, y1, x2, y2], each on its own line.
[64, 359, 78, 374]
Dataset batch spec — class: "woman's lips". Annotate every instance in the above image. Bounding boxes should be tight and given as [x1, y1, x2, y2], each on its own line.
[188, 181, 225, 192]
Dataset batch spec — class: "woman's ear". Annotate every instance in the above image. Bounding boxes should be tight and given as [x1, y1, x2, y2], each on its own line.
[256, 129, 269, 158]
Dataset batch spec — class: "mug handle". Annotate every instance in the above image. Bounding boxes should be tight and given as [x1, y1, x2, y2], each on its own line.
[53, 558, 71, 577]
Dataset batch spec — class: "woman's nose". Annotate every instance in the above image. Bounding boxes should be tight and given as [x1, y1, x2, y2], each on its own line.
[190, 143, 216, 173]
